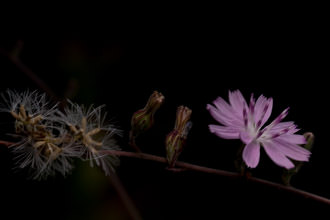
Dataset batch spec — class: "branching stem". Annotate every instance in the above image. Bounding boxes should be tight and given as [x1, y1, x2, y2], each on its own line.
[101, 150, 330, 206]
[1, 139, 329, 206]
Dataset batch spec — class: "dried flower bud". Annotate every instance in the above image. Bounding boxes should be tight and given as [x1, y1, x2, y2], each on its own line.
[130, 91, 164, 140]
[165, 106, 192, 168]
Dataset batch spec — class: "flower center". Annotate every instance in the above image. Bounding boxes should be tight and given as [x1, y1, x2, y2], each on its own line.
[246, 121, 260, 139]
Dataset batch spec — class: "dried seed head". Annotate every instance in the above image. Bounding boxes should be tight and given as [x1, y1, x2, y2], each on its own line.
[0, 89, 58, 119]
[10, 121, 80, 180]
[57, 101, 121, 176]
[1, 90, 122, 179]
[1, 90, 80, 179]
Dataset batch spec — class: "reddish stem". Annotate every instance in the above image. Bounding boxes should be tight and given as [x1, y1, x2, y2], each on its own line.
[102, 150, 330, 206]
[0, 140, 14, 147]
[1, 141, 330, 206]
[128, 131, 142, 152]
[0, 45, 61, 103]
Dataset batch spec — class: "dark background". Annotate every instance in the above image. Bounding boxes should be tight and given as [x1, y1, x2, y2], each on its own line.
[0, 12, 329, 219]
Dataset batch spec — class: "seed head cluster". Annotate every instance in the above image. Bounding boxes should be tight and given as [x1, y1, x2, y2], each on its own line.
[1, 90, 120, 180]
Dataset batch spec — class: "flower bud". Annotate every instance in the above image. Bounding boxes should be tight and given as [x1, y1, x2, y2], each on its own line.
[303, 132, 314, 151]
[165, 106, 192, 168]
[130, 91, 164, 140]
[282, 132, 314, 185]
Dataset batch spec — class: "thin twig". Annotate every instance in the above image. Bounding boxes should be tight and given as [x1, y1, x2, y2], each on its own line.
[1, 45, 136, 216]
[1, 44, 140, 218]
[128, 131, 142, 152]
[0, 140, 143, 218]
[250, 176, 330, 205]
[101, 150, 330, 206]
[0, 140, 13, 147]
[103, 150, 239, 178]
[0, 44, 61, 103]
[1, 140, 330, 206]
[0, 50, 326, 206]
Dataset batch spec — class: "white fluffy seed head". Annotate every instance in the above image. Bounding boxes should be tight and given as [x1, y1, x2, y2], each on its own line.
[1, 90, 122, 179]
[1, 90, 76, 179]
[56, 100, 121, 175]
[8, 120, 82, 180]
[0, 89, 58, 119]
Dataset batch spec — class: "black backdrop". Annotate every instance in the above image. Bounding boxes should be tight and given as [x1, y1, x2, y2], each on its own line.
[0, 14, 329, 219]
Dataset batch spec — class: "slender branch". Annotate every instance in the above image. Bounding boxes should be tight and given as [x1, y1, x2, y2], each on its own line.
[0, 44, 138, 217]
[102, 150, 330, 206]
[250, 176, 330, 205]
[1, 140, 330, 205]
[128, 131, 142, 152]
[0, 140, 143, 219]
[0, 44, 61, 103]
[103, 150, 239, 179]
[0, 140, 14, 147]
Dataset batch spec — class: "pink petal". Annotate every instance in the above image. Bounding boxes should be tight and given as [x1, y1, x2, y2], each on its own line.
[209, 125, 240, 139]
[228, 90, 247, 116]
[271, 122, 295, 131]
[273, 139, 310, 159]
[249, 94, 255, 114]
[267, 122, 296, 136]
[262, 108, 290, 135]
[213, 97, 239, 119]
[288, 128, 300, 134]
[261, 98, 273, 126]
[254, 95, 273, 128]
[242, 141, 260, 168]
[269, 108, 290, 126]
[262, 141, 294, 169]
[206, 104, 242, 128]
[254, 95, 267, 119]
[240, 131, 254, 144]
[206, 104, 230, 125]
[275, 134, 307, 145]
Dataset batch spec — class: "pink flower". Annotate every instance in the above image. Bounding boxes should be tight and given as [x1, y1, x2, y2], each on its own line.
[207, 90, 311, 169]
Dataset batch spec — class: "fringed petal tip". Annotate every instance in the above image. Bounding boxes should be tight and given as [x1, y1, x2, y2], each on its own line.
[263, 142, 295, 169]
[208, 125, 240, 139]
